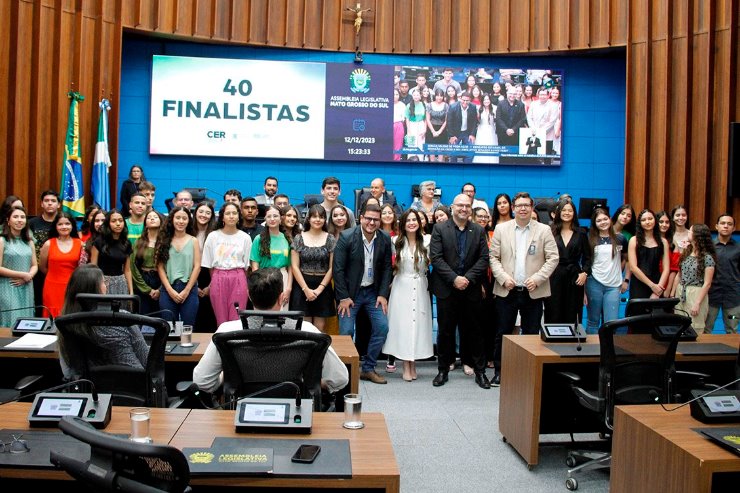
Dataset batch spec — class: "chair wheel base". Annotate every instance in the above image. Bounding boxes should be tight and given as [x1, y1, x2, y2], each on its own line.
[566, 477, 578, 490]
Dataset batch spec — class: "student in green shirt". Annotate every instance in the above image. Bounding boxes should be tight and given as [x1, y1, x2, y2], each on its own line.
[250, 205, 292, 310]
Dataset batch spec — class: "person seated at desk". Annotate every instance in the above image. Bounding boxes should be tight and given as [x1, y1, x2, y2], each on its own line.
[193, 267, 349, 396]
[57, 264, 149, 379]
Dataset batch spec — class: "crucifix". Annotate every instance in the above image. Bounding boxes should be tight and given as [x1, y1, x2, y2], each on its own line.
[346, 2, 372, 35]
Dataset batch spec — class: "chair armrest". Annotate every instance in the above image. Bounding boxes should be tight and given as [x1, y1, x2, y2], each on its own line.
[572, 386, 605, 413]
[15, 375, 43, 391]
[557, 371, 582, 384]
[175, 380, 196, 393]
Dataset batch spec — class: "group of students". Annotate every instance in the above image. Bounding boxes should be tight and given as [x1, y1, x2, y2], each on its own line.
[1, 177, 736, 388]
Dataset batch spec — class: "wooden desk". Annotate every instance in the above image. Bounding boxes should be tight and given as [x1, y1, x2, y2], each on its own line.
[499, 333, 740, 468]
[0, 329, 360, 395]
[611, 405, 740, 493]
[169, 409, 399, 492]
[0, 402, 190, 481]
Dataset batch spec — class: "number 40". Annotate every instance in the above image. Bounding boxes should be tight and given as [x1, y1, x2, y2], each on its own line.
[223, 79, 252, 96]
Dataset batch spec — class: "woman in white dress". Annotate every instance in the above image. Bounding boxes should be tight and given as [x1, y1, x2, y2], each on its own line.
[473, 94, 499, 164]
[383, 209, 433, 382]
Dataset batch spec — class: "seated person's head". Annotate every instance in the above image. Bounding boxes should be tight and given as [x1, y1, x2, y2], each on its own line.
[62, 264, 106, 314]
[248, 268, 283, 310]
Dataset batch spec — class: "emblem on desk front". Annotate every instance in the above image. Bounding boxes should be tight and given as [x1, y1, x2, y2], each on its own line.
[188, 451, 214, 464]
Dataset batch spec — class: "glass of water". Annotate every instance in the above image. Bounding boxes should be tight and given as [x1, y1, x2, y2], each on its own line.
[343, 393, 364, 429]
[129, 407, 152, 443]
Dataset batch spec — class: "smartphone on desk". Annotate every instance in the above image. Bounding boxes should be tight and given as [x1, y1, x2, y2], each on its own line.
[291, 444, 321, 463]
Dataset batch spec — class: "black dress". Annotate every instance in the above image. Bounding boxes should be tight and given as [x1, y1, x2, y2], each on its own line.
[543, 229, 591, 324]
[119, 179, 139, 218]
[630, 244, 662, 299]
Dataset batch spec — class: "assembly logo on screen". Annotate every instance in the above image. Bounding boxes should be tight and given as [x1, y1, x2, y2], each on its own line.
[349, 68, 371, 93]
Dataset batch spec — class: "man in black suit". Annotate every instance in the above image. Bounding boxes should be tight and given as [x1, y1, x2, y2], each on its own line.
[447, 91, 478, 162]
[429, 193, 492, 389]
[496, 88, 527, 147]
[358, 178, 401, 214]
[333, 203, 393, 384]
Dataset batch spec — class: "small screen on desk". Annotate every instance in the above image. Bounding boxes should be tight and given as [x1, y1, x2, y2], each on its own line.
[33, 397, 86, 417]
[239, 402, 290, 424]
[546, 326, 574, 336]
[14, 319, 46, 331]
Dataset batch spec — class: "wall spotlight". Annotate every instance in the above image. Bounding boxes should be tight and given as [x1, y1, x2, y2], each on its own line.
[354, 50, 363, 64]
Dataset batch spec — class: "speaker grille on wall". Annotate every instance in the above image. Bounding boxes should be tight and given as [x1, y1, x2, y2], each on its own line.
[729, 122, 740, 197]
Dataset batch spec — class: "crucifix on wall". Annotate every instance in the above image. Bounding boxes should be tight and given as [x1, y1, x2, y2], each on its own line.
[345, 2, 372, 36]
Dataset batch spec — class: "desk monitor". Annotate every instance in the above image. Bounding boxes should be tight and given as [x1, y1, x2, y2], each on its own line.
[11, 317, 54, 336]
[76, 294, 140, 314]
[578, 198, 608, 219]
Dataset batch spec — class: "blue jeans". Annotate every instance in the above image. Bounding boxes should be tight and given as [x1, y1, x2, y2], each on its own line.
[159, 279, 199, 327]
[585, 277, 621, 334]
[339, 286, 389, 373]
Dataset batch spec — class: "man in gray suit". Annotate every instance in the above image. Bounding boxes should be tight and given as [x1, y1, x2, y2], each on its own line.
[430, 193, 491, 389]
[489, 191, 559, 385]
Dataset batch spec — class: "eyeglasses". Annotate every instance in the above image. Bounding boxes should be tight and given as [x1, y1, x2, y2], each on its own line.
[452, 203, 471, 209]
[514, 204, 532, 209]
[363, 217, 380, 223]
[0, 435, 29, 454]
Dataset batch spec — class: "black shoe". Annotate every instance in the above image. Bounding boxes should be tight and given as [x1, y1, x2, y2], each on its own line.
[432, 371, 449, 387]
[475, 373, 491, 389]
[492, 372, 501, 387]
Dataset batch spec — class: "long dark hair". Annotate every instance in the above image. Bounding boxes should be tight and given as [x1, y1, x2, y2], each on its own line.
[612, 204, 636, 236]
[194, 201, 217, 235]
[58, 264, 105, 364]
[0, 195, 23, 225]
[258, 205, 285, 260]
[655, 210, 675, 252]
[328, 205, 354, 236]
[79, 205, 100, 236]
[550, 198, 581, 237]
[155, 206, 194, 265]
[492, 193, 514, 228]
[679, 224, 717, 281]
[281, 205, 302, 243]
[128, 164, 146, 182]
[99, 209, 129, 256]
[394, 209, 429, 275]
[588, 207, 619, 258]
[635, 209, 664, 258]
[48, 212, 79, 239]
[302, 204, 327, 232]
[214, 202, 238, 231]
[380, 203, 398, 235]
[134, 209, 164, 262]
[0, 206, 32, 243]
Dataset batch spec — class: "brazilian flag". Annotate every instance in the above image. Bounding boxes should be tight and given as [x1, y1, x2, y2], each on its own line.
[60, 91, 85, 218]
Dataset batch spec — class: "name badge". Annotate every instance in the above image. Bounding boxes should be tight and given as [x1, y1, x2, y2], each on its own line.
[367, 267, 373, 278]
[528, 244, 536, 255]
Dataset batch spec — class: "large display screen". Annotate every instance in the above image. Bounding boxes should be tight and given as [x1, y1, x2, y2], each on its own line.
[150, 56, 563, 166]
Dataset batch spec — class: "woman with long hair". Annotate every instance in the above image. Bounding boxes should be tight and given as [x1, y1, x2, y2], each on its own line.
[445, 84, 458, 105]
[612, 204, 636, 241]
[201, 202, 252, 327]
[491, 81, 505, 101]
[131, 209, 164, 316]
[425, 89, 449, 162]
[522, 85, 534, 113]
[281, 205, 302, 244]
[421, 86, 432, 105]
[675, 224, 717, 332]
[433, 206, 451, 225]
[671, 205, 690, 253]
[380, 203, 399, 237]
[328, 204, 355, 239]
[39, 212, 83, 317]
[656, 210, 680, 297]
[491, 193, 514, 229]
[78, 205, 101, 243]
[250, 205, 293, 310]
[404, 88, 426, 156]
[627, 209, 670, 299]
[383, 209, 433, 381]
[0, 207, 37, 326]
[119, 164, 145, 218]
[392, 88, 405, 161]
[193, 201, 217, 329]
[90, 209, 133, 295]
[156, 206, 201, 326]
[58, 264, 148, 378]
[0, 195, 23, 228]
[473, 93, 499, 164]
[550, 86, 562, 154]
[290, 204, 336, 331]
[543, 199, 591, 324]
[584, 208, 628, 333]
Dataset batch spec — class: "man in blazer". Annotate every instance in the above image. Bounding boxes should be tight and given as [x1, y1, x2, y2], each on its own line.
[430, 193, 491, 389]
[333, 203, 393, 384]
[489, 191, 559, 385]
[446, 92, 479, 163]
[358, 178, 401, 214]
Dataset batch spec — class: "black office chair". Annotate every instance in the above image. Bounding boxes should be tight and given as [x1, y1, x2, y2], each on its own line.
[165, 188, 214, 212]
[558, 313, 692, 491]
[534, 197, 557, 224]
[0, 374, 44, 404]
[212, 328, 331, 412]
[353, 187, 399, 217]
[54, 310, 172, 408]
[50, 416, 191, 492]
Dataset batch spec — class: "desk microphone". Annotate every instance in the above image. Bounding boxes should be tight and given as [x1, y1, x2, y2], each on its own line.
[210, 381, 304, 410]
[575, 308, 584, 352]
[234, 301, 240, 316]
[0, 305, 54, 324]
[0, 378, 99, 405]
[651, 377, 740, 412]
[143, 308, 175, 320]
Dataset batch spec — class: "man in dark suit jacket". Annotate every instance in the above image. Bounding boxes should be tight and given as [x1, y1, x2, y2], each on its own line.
[496, 89, 527, 147]
[429, 193, 492, 389]
[357, 178, 401, 214]
[446, 91, 478, 162]
[333, 203, 393, 384]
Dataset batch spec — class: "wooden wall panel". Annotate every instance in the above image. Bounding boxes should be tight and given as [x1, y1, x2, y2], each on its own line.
[2, 0, 739, 226]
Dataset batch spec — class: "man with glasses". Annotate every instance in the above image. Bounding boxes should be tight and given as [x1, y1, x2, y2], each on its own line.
[489, 192, 558, 386]
[447, 91, 478, 163]
[333, 203, 392, 384]
[430, 194, 492, 389]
